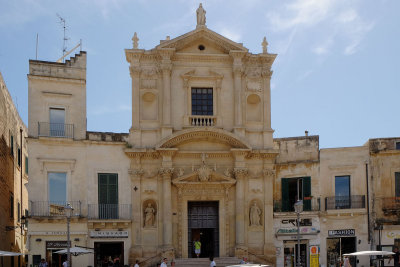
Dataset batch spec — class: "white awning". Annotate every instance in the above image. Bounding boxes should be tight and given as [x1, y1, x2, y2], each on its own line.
[0, 251, 24, 256]
[343, 251, 395, 256]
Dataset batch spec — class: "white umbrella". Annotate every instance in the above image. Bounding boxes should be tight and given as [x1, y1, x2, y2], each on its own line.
[55, 247, 94, 256]
[0, 250, 24, 256]
[343, 251, 395, 256]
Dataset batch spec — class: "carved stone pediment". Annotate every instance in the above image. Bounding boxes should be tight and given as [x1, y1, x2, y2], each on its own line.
[156, 27, 248, 54]
[172, 168, 236, 185]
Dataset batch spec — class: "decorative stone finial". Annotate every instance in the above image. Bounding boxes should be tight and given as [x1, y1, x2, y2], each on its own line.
[262, 36, 268, 54]
[132, 32, 139, 49]
[196, 3, 206, 28]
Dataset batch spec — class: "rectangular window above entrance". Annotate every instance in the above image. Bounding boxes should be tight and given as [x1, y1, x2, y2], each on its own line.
[279, 177, 312, 212]
[191, 88, 213, 115]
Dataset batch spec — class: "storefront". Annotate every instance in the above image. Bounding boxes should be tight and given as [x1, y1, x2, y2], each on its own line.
[89, 230, 129, 267]
[275, 217, 321, 267]
[326, 229, 356, 267]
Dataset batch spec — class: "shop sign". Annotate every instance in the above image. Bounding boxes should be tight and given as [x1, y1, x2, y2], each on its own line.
[46, 241, 69, 249]
[90, 231, 128, 238]
[386, 231, 400, 239]
[328, 229, 355, 237]
[276, 227, 319, 235]
[281, 218, 312, 226]
[29, 231, 87, 236]
[310, 246, 319, 267]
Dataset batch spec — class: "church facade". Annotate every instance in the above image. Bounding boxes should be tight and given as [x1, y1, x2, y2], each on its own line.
[26, 5, 400, 267]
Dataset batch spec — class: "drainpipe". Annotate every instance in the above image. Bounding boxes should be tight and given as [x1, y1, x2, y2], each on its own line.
[366, 163, 371, 244]
[20, 127, 23, 267]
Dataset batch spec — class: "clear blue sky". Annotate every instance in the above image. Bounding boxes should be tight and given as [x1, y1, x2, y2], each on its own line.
[0, 0, 399, 148]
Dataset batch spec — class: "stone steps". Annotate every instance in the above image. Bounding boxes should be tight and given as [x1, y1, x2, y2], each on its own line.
[173, 257, 242, 267]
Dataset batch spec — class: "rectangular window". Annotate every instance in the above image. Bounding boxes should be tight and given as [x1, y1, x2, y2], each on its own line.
[281, 177, 311, 212]
[48, 172, 67, 203]
[25, 156, 28, 174]
[395, 172, 400, 198]
[9, 193, 14, 218]
[17, 202, 20, 222]
[98, 173, 118, 219]
[17, 147, 21, 167]
[191, 88, 213, 115]
[396, 142, 400, 150]
[335, 175, 350, 209]
[49, 108, 65, 137]
[10, 135, 14, 156]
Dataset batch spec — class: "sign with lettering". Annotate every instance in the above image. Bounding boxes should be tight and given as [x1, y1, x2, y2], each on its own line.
[90, 231, 128, 238]
[281, 218, 312, 227]
[276, 227, 319, 235]
[328, 229, 355, 237]
[46, 241, 69, 249]
[310, 246, 319, 267]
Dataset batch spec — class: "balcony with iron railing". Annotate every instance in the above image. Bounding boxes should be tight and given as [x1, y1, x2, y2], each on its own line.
[88, 204, 132, 220]
[38, 122, 74, 138]
[29, 201, 82, 217]
[189, 115, 217, 127]
[381, 197, 400, 215]
[274, 197, 321, 212]
[325, 195, 365, 210]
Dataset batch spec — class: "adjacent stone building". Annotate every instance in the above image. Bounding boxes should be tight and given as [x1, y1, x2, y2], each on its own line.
[25, 5, 400, 267]
[0, 72, 29, 266]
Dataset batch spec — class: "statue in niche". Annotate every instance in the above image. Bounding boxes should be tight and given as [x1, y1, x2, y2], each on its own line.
[144, 203, 156, 227]
[196, 3, 206, 26]
[250, 201, 262, 226]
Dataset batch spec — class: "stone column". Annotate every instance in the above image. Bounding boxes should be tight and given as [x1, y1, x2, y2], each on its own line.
[159, 167, 174, 259]
[130, 66, 141, 130]
[234, 168, 248, 246]
[229, 51, 246, 130]
[129, 167, 144, 258]
[261, 69, 272, 130]
[263, 166, 276, 265]
[158, 48, 175, 138]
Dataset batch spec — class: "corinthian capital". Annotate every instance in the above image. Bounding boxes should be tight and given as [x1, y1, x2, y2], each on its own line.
[159, 167, 174, 178]
[234, 168, 248, 179]
[263, 169, 275, 178]
[129, 66, 141, 77]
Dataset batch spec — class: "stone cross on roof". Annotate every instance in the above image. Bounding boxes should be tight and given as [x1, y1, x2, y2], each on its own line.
[262, 36, 268, 54]
[132, 32, 139, 49]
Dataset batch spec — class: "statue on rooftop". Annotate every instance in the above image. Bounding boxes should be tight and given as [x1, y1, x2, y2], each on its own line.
[196, 3, 206, 27]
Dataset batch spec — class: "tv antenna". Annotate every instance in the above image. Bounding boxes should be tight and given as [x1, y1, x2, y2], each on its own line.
[57, 13, 69, 62]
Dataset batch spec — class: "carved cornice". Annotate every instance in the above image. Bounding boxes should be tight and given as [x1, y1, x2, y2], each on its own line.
[125, 49, 145, 64]
[157, 148, 178, 158]
[157, 48, 175, 60]
[124, 149, 160, 159]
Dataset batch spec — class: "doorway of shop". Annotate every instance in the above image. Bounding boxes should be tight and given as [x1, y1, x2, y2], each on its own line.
[94, 242, 124, 267]
[327, 237, 356, 267]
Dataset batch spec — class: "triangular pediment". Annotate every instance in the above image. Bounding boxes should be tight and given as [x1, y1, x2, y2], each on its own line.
[172, 166, 236, 185]
[156, 27, 248, 54]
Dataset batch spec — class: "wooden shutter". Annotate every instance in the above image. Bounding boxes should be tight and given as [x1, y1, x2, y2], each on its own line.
[281, 178, 289, 212]
[395, 172, 400, 198]
[303, 177, 311, 211]
[98, 173, 118, 204]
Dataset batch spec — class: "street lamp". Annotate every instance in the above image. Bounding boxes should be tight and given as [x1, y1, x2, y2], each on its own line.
[294, 200, 303, 267]
[65, 203, 74, 267]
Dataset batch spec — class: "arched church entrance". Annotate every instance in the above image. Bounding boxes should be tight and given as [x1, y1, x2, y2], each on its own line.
[188, 201, 219, 258]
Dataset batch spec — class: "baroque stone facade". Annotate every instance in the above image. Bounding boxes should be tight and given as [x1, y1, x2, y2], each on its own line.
[25, 5, 400, 267]
[0, 72, 28, 266]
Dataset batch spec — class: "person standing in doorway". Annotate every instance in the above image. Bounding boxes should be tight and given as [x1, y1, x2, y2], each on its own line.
[62, 259, 68, 267]
[389, 247, 400, 267]
[160, 258, 168, 267]
[133, 259, 140, 267]
[194, 239, 201, 258]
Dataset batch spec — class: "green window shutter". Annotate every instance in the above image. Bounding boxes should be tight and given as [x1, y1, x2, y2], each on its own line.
[25, 156, 28, 174]
[10, 135, 14, 156]
[108, 174, 118, 205]
[303, 177, 311, 211]
[281, 178, 289, 212]
[395, 172, 400, 198]
[98, 173, 118, 204]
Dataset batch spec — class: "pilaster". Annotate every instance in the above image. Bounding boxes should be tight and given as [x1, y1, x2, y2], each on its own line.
[230, 50, 247, 136]
[129, 167, 144, 258]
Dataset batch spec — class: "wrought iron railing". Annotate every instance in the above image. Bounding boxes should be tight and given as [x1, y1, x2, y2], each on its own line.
[38, 122, 74, 138]
[325, 195, 365, 210]
[273, 197, 320, 212]
[29, 201, 81, 217]
[189, 115, 216, 126]
[88, 204, 132, 220]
